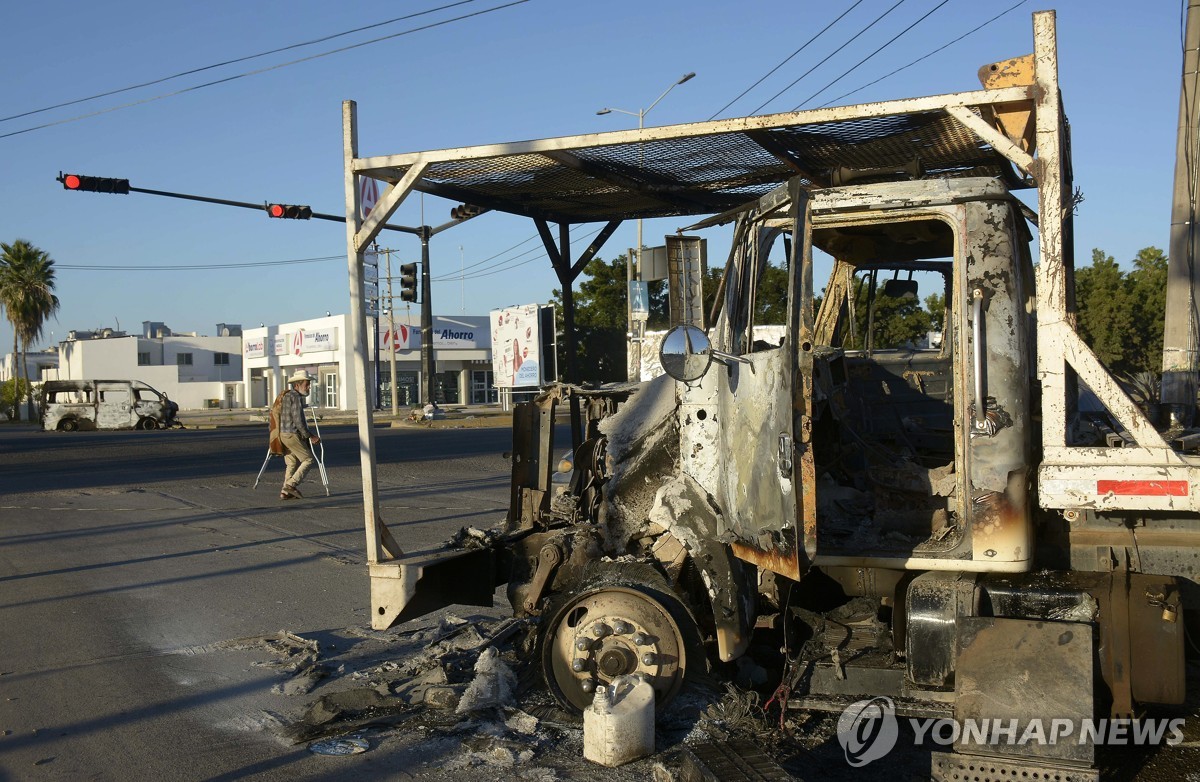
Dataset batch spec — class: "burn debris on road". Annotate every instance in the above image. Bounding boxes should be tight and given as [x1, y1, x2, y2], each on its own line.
[223, 614, 796, 778]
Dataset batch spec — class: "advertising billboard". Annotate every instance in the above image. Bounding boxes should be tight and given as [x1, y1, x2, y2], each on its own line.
[491, 304, 544, 388]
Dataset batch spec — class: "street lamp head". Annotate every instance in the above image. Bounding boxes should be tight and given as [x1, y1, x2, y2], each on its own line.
[678, 72, 696, 84]
[596, 108, 612, 116]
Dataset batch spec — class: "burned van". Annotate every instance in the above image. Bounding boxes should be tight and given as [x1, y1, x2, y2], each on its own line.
[40, 379, 180, 432]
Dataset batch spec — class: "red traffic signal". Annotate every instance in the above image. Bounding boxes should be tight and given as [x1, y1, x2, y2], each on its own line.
[59, 173, 130, 194]
[265, 203, 312, 220]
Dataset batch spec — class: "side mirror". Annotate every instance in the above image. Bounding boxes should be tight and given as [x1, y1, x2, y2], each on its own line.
[660, 325, 714, 382]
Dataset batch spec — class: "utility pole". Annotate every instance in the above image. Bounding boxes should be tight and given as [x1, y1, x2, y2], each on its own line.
[1163, 0, 1200, 427]
[369, 243, 381, 410]
[420, 226, 436, 408]
[385, 249, 399, 417]
[597, 72, 695, 383]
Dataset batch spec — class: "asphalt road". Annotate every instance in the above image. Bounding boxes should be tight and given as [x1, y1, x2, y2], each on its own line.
[0, 421, 593, 781]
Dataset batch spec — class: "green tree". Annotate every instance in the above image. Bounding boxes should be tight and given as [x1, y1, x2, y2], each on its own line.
[701, 259, 789, 326]
[1075, 249, 1134, 372]
[851, 282, 933, 349]
[0, 240, 60, 421]
[924, 292, 946, 332]
[1125, 246, 1167, 374]
[1074, 247, 1167, 376]
[550, 254, 669, 383]
[0, 378, 30, 420]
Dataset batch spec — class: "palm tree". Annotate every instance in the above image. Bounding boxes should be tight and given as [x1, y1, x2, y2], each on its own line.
[0, 240, 60, 422]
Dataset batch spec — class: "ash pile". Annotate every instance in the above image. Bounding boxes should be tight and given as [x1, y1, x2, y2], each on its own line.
[239, 613, 807, 780]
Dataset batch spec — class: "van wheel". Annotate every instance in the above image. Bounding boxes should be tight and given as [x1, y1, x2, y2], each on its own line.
[137, 417, 158, 431]
[58, 419, 78, 432]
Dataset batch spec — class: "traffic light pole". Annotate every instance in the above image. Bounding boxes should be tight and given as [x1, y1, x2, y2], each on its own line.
[61, 176, 423, 235]
[420, 226, 436, 408]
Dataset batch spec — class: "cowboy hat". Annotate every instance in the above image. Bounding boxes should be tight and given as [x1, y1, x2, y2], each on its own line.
[288, 369, 315, 384]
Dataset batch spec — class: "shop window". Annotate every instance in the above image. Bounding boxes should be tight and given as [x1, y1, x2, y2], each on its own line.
[471, 370, 498, 404]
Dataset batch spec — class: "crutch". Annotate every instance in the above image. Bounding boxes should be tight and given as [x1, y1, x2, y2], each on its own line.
[307, 407, 331, 496]
[253, 448, 274, 489]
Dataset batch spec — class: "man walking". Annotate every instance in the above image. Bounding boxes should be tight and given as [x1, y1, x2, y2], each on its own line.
[279, 369, 320, 500]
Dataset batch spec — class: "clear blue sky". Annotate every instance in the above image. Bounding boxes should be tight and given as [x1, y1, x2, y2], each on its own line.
[0, 1, 1184, 354]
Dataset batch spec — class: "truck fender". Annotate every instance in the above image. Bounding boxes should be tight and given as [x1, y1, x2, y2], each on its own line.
[649, 471, 756, 662]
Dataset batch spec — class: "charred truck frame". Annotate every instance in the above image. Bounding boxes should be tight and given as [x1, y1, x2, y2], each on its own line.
[340, 11, 1195, 777]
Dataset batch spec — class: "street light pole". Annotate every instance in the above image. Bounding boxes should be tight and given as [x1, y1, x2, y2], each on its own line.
[597, 71, 695, 380]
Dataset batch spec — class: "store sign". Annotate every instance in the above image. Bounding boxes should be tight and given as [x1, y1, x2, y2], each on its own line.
[244, 337, 265, 358]
[383, 324, 414, 352]
[272, 335, 286, 356]
[434, 317, 487, 348]
[377, 317, 489, 351]
[292, 327, 338, 355]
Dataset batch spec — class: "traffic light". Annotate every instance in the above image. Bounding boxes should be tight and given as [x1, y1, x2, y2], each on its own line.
[265, 203, 312, 219]
[450, 203, 484, 220]
[59, 173, 130, 194]
[399, 263, 418, 302]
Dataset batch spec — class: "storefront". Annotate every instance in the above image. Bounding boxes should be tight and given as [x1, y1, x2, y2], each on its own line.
[375, 315, 493, 408]
[243, 315, 354, 410]
[244, 314, 495, 411]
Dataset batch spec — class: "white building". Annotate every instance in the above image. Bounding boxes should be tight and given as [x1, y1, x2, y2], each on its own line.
[242, 313, 496, 410]
[51, 322, 244, 410]
[0, 348, 59, 384]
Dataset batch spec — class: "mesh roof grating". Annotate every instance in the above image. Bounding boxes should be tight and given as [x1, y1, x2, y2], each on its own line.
[377, 101, 1029, 225]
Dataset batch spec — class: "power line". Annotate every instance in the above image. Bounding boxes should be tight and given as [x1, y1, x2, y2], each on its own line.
[816, 0, 1030, 108]
[749, 0, 909, 115]
[57, 254, 343, 271]
[0, 1, 480, 125]
[791, 0, 953, 111]
[431, 225, 604, 282]
[708, 0, 865, 120]
[1, 0, 532, 141]
[438, 232, 542, 277]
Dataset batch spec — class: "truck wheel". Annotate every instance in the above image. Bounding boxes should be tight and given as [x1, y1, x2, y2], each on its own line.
[58, 419, 78, 432]
[137, 417, 158, 431]
[540, 582, 694, 713]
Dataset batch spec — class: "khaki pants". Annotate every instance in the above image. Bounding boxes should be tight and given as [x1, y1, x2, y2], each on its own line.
[280, 432, 315, 489]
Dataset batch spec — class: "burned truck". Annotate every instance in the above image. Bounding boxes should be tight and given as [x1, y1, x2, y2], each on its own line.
[343, 10, 1197, 777]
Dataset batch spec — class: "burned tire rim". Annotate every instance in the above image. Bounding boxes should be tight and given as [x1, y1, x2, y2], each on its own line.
[541, 584, 687, 713]
[137, 417, 157, 431]
[59, 419, 78, 432]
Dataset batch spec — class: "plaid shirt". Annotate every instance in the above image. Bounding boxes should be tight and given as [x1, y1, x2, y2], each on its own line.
[279, 388, 312, 438]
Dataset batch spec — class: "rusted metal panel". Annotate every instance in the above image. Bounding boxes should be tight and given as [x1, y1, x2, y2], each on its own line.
[730, 541, 800, 582]
[954, 616, 1095, 765]
[979, 54, 1036, 89]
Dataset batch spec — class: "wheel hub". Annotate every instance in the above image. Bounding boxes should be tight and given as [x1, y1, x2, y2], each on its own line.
[542, 585, 687, 713]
